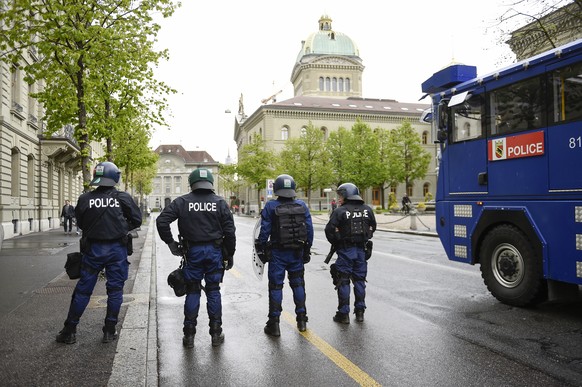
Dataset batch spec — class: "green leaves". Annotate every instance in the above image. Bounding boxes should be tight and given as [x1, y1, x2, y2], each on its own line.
[0, 0, 179, 187]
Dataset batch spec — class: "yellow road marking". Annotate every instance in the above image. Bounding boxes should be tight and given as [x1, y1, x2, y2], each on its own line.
[282, 311, 382, 387]
[227, 267, 242, 278]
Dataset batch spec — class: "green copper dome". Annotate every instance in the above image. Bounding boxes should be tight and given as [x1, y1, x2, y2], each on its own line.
[296, 15, 360, 62]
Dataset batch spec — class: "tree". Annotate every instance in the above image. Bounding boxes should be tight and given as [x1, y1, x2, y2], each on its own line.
[326, 126, 353, 187]
[496, 0, 582, 61]
[389, 120, 431, 195]
[218, 163, 244, 206]
[277, 122, 331, 208]
[0, 1, 178, 189]
[342, 119, 382, 191]
[373, 127, 395, 209]
[236, 133, 276, 213]
[110, 118, 158, 194]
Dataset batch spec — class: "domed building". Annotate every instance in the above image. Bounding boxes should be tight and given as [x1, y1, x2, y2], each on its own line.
[233, 15, 435, 214]
[291, 15, 364, 98]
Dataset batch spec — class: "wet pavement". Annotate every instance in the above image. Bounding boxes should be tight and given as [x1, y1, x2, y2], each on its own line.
[0, 212, 436, 386]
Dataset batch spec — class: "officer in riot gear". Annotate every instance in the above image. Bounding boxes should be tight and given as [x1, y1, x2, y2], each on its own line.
[325, 183, 376, 324]
[56, 161, 142, 344]
[156, 168, 236, 348]
[256, 174, 314, 336]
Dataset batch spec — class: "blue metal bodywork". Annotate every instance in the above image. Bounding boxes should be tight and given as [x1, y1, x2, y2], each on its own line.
[424, 39, 582, 287]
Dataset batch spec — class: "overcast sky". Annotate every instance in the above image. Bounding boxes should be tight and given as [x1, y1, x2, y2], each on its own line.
[150, 0, 517, 163]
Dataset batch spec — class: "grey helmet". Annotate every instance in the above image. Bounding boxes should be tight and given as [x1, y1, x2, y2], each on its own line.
[90, 161, 121, 187]
[188, 168, 214, 191]
[336, 183, 363, 201]
[273, 174, 296, 198]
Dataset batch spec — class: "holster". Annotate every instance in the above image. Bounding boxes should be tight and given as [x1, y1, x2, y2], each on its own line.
[79, 236, 90, 254]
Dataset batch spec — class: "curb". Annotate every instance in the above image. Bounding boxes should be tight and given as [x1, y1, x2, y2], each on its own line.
[108, 217, 157, 387]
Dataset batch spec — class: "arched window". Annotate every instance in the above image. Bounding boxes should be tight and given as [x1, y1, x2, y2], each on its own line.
[27, 154, 34, 198]
[321, 126, 328, 140]
[339, 78, 344, 92]
[423, 183, 430, 197]
[11, 148, 20, 197]
[319, 77, 324, 91]
[422, 131, 428, 144]
[300, 126, 307, 137]
[332, 77, 337, 92]
[345, 78, 351, 92]
[406, 184, 413, 197]
[325, 77, 331, 91]
[281, 127, 289, 140]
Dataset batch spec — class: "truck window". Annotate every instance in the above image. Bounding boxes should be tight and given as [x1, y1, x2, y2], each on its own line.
[451, 94, 483, 142]
[489, 76, 544, 136]
[549, 62, 582, 124]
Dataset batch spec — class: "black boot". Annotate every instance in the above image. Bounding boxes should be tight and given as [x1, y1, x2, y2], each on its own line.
[56, 324, 76, 344]
[333, 312, 350, 324]
[182, 326, 196, 348]
[264, 317, 280, 337]
[355, 309, 365, 323]
[102, 324, 118, 343]
[209, 322, 224, 347]
[296, 313, 308, 332]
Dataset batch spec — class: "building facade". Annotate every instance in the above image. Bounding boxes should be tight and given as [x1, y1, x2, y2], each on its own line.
[148, 145, 221, 211]
[0, 50, 104, 243]
[507, 2, 582, 61]
[234, 15, 434, 214]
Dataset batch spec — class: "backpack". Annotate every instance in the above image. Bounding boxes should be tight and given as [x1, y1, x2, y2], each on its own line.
[274, 203, 308, 249]
[341, 206, 369, 243]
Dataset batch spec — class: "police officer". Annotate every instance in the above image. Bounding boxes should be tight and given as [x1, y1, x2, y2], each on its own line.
[256, 174, 314, 336]
[325, 183, 376, 324]
[56, 161, 142, 344]
[156, 168, 236, 348]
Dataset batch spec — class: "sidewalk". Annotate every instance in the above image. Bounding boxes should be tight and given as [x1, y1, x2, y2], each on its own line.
[0, 218, 156, 387]
[311, 211, 438, 237]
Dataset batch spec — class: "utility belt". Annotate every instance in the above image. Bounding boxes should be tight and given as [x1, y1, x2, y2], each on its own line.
[184, 238, 223, 249]
[87, 236, 126, 244]
[338, 240, 366, 249]
[82, 234, 134, 255]
[270, 241, 305, 250]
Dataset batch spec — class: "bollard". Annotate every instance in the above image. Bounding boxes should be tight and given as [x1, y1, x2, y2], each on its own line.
[409, 210, 417, 230]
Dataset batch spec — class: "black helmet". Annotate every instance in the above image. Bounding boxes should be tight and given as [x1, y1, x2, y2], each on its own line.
[167, 268, 186, 297]
[90, 161, 121, 187]
[273, 174, 296, 198]
[188, 168, 214, 190]
[337, 183, 363, 201]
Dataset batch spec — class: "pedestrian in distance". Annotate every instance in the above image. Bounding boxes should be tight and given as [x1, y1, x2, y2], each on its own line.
[56, 161, 142, 344]
[255, 174, 314, 336]
[156, 168, 236, 348]
[325, 183, 376, 324]
[61, 199, 75, 235]
[401, 193, 412, 214]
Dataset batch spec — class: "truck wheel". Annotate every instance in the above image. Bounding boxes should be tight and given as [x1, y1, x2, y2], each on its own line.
[479, 225, 546, 306]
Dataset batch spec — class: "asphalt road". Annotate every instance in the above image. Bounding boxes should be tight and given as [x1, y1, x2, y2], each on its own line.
[156, 216, 582, 387]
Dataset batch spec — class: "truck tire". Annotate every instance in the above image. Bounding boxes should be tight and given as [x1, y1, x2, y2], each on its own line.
[479, 224, 546, 306]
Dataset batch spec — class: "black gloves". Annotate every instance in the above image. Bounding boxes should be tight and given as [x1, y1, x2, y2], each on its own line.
[168, 241, 182, 256]
[255, 239, 269, 264]
[303, 246, 311, 264]
[224, 255, 234, 270]
[364, 240, 373, 261]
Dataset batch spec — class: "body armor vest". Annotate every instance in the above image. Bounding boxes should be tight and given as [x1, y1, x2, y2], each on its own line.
[273, 203, 308, 249]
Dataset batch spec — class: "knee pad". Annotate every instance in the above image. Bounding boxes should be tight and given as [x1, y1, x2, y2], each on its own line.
[106, 286, 123, 295]
[288, 270, 305, 288]
[186, 280, 202, 294]
[205, 281, 221, 292]
[338, 271, 351, 286]
[269, 282, 284, 291]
